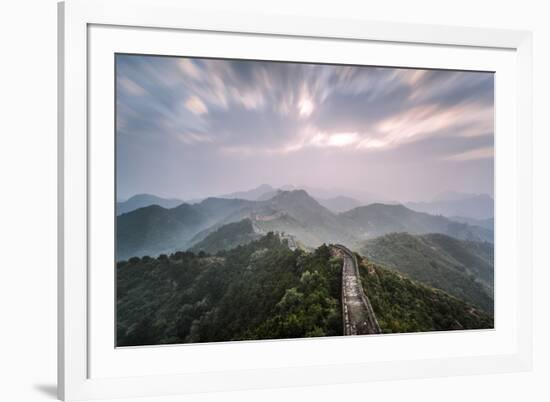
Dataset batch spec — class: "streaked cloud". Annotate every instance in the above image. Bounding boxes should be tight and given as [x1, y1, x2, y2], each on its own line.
[176, 132, 213, 145]
[445, 146, 494, 161]
[116, 55, 494, 201]
[118, 77, 146, 96]
[177, 59, 202, 80]
[185, 96, 208, 115]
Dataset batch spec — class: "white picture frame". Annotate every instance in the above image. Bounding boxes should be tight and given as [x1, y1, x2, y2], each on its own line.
[58, 0, 533, 400]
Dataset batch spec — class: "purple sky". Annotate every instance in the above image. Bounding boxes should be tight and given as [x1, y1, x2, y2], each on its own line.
[116, 54, 494, 202]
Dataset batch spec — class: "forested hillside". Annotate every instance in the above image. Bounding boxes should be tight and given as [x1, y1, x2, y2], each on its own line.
[360, 233, 493, 313]
[188, 219, 261, 254]
[117, 234, 342, 346]
[117, 234, 493, 346]
[358, 257, 493, 333]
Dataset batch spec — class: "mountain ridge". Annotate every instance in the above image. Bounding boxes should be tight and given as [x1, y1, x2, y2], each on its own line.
[341, 203, 493, 243]
[116, 234, 493, 346]
[117, 193, 184, 215]
[359, 232, 493, 312]
[406, 193, 493, 220]
[117, 189, 493, 260]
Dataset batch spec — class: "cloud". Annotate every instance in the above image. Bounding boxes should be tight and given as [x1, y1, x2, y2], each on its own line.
[116, 54, 494, 200]
[176, 132, 213, 145]
[185, 96, 208, 115]
[318, 132, 359, 147]
[445, 146, 494, 161]
[178, 59, 202, 80]
[116, 57, 493, 154]
[369, 101, 493, 146]
[118, 77, 146, 96]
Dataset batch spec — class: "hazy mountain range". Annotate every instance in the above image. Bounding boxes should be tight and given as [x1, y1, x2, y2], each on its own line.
[405, 193, 494, 220]
[117, 184, 377, 215]
[116, 185, 495, 343]
[117, 193, 184, 215]
[448, 216, 494, 230]
[118, 185, 493, 217]
[116, 187, 493, 261]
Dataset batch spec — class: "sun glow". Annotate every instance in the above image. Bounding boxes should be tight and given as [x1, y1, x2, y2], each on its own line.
[298, 98, 314, 117]
[326, 132, 359, 147]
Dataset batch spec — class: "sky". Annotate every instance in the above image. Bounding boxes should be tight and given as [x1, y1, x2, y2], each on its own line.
[116, 54, 494, 202]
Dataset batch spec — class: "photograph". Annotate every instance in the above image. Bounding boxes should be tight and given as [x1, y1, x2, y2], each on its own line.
[115, 54, 495, 347]
[2, 0, 544, 401]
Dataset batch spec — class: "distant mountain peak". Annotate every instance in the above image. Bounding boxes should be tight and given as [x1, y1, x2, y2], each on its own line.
[125, 193, 175, 202]
[217, 184, 276, 201]
[125, 193, 150, 201]
[368, 202, 407, 209]
[406, 192, 494, 220]
[432, 191, 493, 202]
[256, 184, 274, 191]
[270, 189, 318, 204]
[348, 202, 410, 214]
[116, 193, 184, 215]
[282, 189, 308, 196]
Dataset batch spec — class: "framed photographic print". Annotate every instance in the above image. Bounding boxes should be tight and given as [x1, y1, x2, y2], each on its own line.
[58, 0, 533, 400]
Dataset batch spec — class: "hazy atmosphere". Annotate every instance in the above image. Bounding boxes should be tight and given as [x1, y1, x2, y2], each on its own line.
[116, 54, 494, 202]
